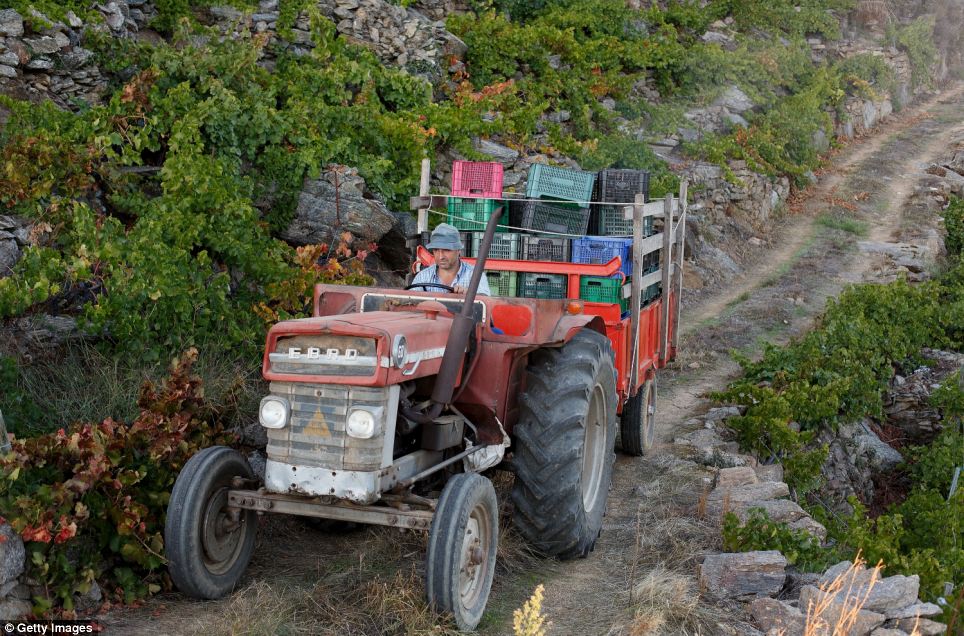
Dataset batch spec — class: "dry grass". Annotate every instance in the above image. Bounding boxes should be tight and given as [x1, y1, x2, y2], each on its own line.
[854, 0, 893, 28]
[801, 555, 923, 636]
[625, 566, 711, 635]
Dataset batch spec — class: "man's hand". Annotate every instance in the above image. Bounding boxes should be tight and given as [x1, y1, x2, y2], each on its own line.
[453, 285, 467, 294]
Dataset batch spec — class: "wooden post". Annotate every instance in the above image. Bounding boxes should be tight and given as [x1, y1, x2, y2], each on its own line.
[672, 181, 687, 352]
[628, 193, 645, 395]
[407, 159, 432, 285]
[658, 194, 673, 365]
[417, 158, 431, 233]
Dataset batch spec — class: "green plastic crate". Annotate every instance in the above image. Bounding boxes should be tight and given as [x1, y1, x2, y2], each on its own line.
[447, 198, 508, 232]
[485, 270, 517, 297]
[472, 232, 520, 260]
[525, 164, 596, 208]
[580, 275, 629, 312]
[519, 273, 567, 299]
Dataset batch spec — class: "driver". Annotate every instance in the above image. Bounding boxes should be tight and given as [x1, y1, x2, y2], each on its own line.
[411, 223, 491, 296]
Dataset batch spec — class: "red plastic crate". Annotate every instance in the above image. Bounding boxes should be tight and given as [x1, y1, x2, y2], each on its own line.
[451, 161, 504, 198]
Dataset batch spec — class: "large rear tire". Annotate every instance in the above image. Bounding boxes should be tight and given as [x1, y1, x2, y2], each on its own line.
[165, 446, 257, 599]
[426, 473, 498, 632]
[619, 378, 657, 456]
[510, 329, 618, 559]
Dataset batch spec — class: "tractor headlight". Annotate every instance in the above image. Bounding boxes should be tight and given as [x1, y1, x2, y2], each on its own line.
[259, 397, 289, 429]
[346, 408, 379, 439]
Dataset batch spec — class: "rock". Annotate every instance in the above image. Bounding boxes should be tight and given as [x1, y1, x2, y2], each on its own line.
[25, 57, 55, 71]
[787, 516, 827, 541]
[750, 597, 804, 635]
[705, 406, 743, 422]
[0, 65, 16, 78]
[0, 236, 20, 276]
[888, 618, 946, 635]
[885, 602, 943, 619]
[698, 551, 787, 599]
[472, 138, 519, 165]
[11, 315, 82, 347]
[799, 585, 886, 635]
[246, 449, 267, 481]
[869, 629, 907, 636]
[732, 499, 810, 525]
[23, 36, 62, 55]
[0, 8, 24, 37]
[838, 419, 903, 472]
[817, 565, 920, 614]
[281, 167, 396, 246]
[0, 597, 31, 620]
[0, 523, 25, 586]
[0, 51, 19, 67]
[725, 112, 749, 129]
[674, 427, 725, 450]
[74, 581, 102, 612]
[754, 463, 784, 483]
[704, 482, 791, 519]
[715, 466, 758, 488]
[715, 85, 755, 113]
[702, 31, 732, 44]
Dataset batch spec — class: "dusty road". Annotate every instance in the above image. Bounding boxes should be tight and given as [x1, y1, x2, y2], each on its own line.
[97, 85, 964, 635]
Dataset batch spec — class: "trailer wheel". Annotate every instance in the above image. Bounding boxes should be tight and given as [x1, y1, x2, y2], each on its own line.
[619, 378, 657, 456]
[165, 446, 257, 599]
[511, 329, 617, 559]
[426, 473, 498, 632]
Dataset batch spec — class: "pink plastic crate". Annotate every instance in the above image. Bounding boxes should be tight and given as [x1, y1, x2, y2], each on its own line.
[451, 161, 504, 198]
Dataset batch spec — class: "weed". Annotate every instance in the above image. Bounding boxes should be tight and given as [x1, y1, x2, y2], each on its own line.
[817, 213, 869, 236]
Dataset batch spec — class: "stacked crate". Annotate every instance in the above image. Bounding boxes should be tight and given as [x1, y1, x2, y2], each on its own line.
[573, 169, 656, 313]
[514, 164, 596, 300]
[448, 161, 518, 294]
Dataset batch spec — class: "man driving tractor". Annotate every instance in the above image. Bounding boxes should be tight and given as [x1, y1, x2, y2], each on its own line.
[410, 223, 491, 295]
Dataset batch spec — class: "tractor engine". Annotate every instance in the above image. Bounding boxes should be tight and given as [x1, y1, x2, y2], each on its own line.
[256, 309, 463, 504]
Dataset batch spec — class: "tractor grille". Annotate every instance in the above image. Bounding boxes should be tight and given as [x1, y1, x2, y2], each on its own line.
[268, 335, 379, 377]
[265, 382, 392, 471]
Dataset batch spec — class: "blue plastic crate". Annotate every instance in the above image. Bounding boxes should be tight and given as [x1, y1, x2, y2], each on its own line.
[572, 236, 633, 277]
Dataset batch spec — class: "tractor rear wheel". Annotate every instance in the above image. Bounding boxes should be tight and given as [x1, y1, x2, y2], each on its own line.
[165, 446, 257, 599]
[510, 329, 617, 559]
[426, 473, 498, 631]
[619, 378, 657, 456]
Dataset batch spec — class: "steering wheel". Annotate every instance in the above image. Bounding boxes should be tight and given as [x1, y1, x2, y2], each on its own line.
[405, 282, 455, 292]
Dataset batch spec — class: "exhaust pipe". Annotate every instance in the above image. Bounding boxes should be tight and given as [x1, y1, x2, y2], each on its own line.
[403, 206, 504, 424]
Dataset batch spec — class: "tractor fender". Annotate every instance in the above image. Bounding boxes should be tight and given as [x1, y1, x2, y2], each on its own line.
[550, 314, 607, 345]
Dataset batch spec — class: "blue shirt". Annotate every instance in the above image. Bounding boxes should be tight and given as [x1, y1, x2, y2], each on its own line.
[412, 260, 491, 296]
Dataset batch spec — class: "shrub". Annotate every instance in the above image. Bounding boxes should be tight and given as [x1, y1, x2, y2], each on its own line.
[0, 350, 232, 614]
[945, 196, 964, 257]
[722, 509, 836, 571]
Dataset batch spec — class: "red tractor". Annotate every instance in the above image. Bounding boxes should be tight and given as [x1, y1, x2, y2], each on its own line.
[164, 187, 686, 630]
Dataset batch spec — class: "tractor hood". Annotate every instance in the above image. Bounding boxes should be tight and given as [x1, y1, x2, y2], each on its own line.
[262, 303, 466, 386]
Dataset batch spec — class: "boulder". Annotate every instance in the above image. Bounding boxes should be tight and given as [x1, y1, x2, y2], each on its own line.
[0, 523, 25, 587]
[817, 564, 920, 614]
[885, 602, 943, 620]
[869, 629, 908, 636]
[472, 138, 519, 165]
[838, 419, 903, 472]
[888, 618, 946, 635]
[754, 463, 784, 483]
[0, 235, 20, 277]
[0, 597, 31, 620]
[704, 481, 790, 518]
[715, 466, 758, 488]
[282, 167, 396, 246]
[0, 8, 24, 37]
[750, 597, 804, 635]
[698, 551, 787, 599]
[799, 585, 886, 635]
[715, 85, 755, 113]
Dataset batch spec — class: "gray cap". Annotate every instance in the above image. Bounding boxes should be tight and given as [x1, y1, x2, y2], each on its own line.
[425, 223, 464, 251]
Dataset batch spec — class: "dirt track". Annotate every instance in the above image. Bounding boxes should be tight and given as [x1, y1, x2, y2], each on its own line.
[97, 85, 964, 636]
[539, 84, 964, 635]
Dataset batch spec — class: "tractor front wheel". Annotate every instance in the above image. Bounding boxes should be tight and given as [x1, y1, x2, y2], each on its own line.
[164, 446, 257, 599]
[511, 329, 618, 559]
[426, 473, 499, 631]
[619, 377, 657, 456]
